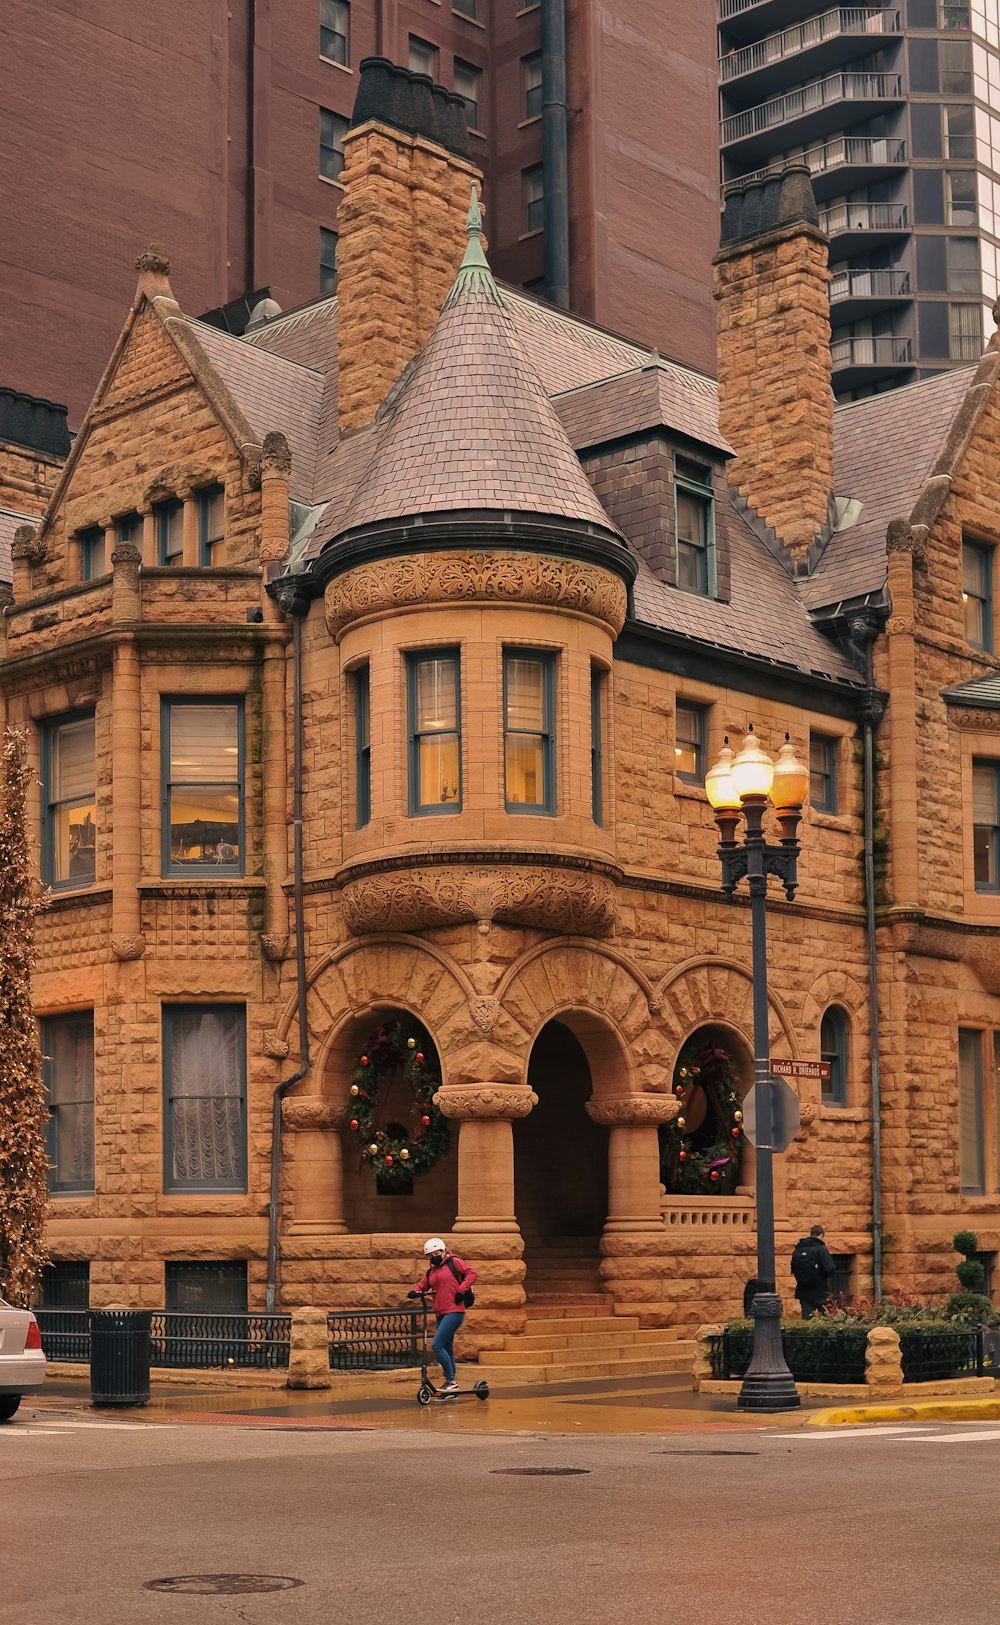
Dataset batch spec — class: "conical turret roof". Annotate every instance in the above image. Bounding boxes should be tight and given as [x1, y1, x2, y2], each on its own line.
[336, 188, 623, 539]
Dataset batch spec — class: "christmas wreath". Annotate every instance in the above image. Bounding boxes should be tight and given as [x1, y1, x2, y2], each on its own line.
[659, 1040, 744, 1196]
[347, 1019, 450, 1192]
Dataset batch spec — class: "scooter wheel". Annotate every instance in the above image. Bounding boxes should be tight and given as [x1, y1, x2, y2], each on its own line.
[417, 1386, 433, 1406]
[474, 1382, 490, 1401]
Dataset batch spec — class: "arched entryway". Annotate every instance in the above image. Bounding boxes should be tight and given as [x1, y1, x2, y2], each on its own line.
[515, 1020, 610, 1303]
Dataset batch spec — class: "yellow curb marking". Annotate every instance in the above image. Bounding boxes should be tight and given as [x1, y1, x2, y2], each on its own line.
[807, 1398, 1000, 1428]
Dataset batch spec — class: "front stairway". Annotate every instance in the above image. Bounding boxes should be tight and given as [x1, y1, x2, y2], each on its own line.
[473, 1234, 694, 1385]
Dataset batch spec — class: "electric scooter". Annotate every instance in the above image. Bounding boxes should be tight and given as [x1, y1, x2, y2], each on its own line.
[411, 1291, 490, 1405]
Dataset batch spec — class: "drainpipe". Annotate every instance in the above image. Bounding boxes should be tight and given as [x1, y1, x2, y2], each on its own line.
[266, 595, 311, 1314]
[851, 614, 887, 1301]
[541, 0, 571, 310]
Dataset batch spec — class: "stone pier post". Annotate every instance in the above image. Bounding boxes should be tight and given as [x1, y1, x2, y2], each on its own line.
[282, 1099, 348, 1233]
[435, 1085, 538, 1235]
[586, 1096, 679, 1235]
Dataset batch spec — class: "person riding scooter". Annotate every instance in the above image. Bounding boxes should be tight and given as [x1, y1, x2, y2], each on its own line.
[407, 1238, 477, 1396]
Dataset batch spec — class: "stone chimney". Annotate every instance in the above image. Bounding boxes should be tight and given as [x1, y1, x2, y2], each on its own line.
[337, 57, 483, 432]
[714, 165, 833, 563]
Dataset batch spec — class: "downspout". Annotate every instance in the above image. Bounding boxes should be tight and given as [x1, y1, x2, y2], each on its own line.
[541, 0, 571, 310]
[851, 615, 886, 1300]
[266, 597, 310, 1314]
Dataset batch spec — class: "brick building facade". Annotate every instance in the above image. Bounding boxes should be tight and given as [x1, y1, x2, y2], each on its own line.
[7, 64, 1000, 1347]
[2, 0, 719, 427]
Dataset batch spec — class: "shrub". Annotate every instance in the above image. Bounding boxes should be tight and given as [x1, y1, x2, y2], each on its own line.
[945, 1231, 997, 1325]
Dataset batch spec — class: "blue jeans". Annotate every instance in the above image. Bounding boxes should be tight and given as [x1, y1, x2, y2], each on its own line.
[431, 1312, 465, 1383]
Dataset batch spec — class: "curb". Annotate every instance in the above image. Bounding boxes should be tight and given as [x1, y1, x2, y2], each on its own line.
[807, 1397, 1000, 1428]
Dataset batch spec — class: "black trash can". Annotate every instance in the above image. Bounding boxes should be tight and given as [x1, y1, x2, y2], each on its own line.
[90, 1309, 152, 1407]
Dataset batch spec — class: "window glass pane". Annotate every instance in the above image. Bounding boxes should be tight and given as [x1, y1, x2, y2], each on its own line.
[676, 489, 707, 548]
[958, 1028, 985, 1192]
[949, 301, 982, 359]
[453, 0, 478, 15]
[40, 1261, 90, 1309]
[415, 658, 457, 732]
[409, 654, 460, 811]
[948, 236, 980, 293]
[320, 228, 338, 295]
[169, 704, 239, 780]
[524, 53, 542, 119]
[591, 669, 603, 826]
[49, 718, 96, 885]
[156, 501, 183, 565]
[963, 541, 992, 645]
[418, 735, 461, 806]
[80, 528, 106, 582]
[320, 0, 349, 64]
[506, 657, 545, 732]
[945, 103, 975, 159]
[523, 165, 544, 231]
[504, 652, 553, 810]
[973, 760, 998, 887]
[165, 1261, 248, 1313]
[810, 734, 837, 812]
[169, 788, 241, 865]
[506, 734, 545, 805]
[675, 702, 704, 781]
[43, 1013, 94, 1192]
[355, 665, 371, 828]
[166, 1007, 245, 1189]
[820, 1008, 847, 1105]
[947, 170, 977, 224]
[454, 61, 481, 131]
[199, 486, 225, 564]
[320, 108, 347, 181]
[167, 705, 241, 869]
[409, 36, 438, 76]
[116, 512, 142, 547]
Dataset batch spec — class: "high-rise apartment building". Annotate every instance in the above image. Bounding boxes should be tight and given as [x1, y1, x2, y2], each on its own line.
[718, 0, 1000, 398]
[2, 1, 719, 425]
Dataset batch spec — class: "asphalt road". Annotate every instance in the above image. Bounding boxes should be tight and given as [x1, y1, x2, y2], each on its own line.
[2, 1411, 996, 1625]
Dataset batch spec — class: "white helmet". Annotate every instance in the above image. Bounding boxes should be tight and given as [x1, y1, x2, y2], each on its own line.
[423, 1237, 446, 1256]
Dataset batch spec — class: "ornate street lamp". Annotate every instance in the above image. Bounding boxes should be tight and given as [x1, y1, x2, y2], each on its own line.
[705, 725, 809, 1411]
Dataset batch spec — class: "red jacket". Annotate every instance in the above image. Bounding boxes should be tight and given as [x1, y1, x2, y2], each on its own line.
[414, 1254, 477, 1315]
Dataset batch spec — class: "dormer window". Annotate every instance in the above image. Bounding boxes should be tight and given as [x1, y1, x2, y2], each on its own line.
[675, 457, 715, 597]
[78, 527, 106, 583]
[198, 485, 225, 566]
[155, 498, 184, 567]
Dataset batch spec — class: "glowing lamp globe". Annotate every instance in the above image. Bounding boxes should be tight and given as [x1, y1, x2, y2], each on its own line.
[770, 733, 810, 810]
[705, 739, 740, 811]
[731, 725, 774, 801]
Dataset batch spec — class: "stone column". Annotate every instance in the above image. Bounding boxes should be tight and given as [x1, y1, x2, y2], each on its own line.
[259, 631, 290, 961]
[282, 1099, 348, 1233]
[111, 541, 145, 961]
[586, 1096, 679, 1235]
[181, 491, 199, 567]
[435, 1085, 538, 1236]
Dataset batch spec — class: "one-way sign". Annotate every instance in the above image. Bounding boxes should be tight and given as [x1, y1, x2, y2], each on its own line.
[741, 1077, 801, 1153]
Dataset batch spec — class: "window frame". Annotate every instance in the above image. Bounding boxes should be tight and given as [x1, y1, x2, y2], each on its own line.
[503, 648, 557, 815]
[453, 58, 482, 133]
[963, 537, 993, 652]
[946, 168, 977, 226]
[809, 732, 840, 814]
[354, 663, 371, 829]
[320, 0, 349, 66]
[78, 526, 107, 583]
[523, 164, 545, 233]
[406, 649, 462, 817]
[42, 1011, 95, 1195]
[591, 665, 604, 827]
[674, 456, 716, 598]
[162, 1004, 248, 1195]
[958, 1027, 986, 1195]
[320, 107, 348, 183]
[154, 498, 184, 567]
[972, 757, 1000, 893]
[453, 0, 479, 17]
[165, 1259, 249, 1312]
[820, 1006, 849, 1107]
[523, 52, 543, 120]
[197, 484, 225, 567]
[408, 34, 439, 78]
[160, 697, 245, 878]
[320, 227, 339, 295]
[115, 512, 142, 551]
[40, 711, 97, 891]
[674, 699, 707, 787]
[40, 1260, 90, 1309]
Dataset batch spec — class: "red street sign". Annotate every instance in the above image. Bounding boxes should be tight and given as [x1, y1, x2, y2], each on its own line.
[771, 1059, 831, 1081]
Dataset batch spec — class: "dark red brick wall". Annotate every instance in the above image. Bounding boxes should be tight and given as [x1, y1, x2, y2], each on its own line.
[1, 0, 717, 426]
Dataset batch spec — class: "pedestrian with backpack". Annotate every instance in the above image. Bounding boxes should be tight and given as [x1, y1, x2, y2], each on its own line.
[407, 1238, 477, 1395]
[790, 1224, 836, 1319]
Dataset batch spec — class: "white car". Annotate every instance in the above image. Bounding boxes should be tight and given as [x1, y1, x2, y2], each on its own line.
[0, 1297, 46, 1420]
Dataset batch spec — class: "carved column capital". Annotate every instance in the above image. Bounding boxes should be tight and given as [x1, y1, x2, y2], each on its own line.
[586, 1095, 680, 1127]
[434, 1085, 538, 1121]
[111, 933, 146, 962]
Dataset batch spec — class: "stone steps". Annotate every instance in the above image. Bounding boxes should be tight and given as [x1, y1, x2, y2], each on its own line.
[473, 1307, 695, 1386]
[524, 1302, 615, 1320]
[510, 1326, 685, 1352]
[475, 1343, 696, 1386]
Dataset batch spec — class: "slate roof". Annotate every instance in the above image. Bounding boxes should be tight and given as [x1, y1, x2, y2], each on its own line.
[0, 506, 32, 585]
[941, 672, 1000, 708]
[803, 368, 975, 613]
[553, 362, 731, 457]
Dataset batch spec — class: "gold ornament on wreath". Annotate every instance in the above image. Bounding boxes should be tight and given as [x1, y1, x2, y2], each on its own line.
[346, 1019, 450, 1190]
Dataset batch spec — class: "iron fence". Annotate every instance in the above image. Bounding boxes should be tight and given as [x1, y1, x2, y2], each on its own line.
[328, 1308, 421, 1370]
[36, 1309, 90, 1363]
[710, 1323, 986, 1384]
[899, 1326, 983, 1383]
[150, 1312, 291, 1369]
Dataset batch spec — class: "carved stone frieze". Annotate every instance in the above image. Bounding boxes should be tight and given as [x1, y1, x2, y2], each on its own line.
[586, 1096, 681, 1127]
[340, 863, 618, 937]
[325, 550, 628, 638]
[111, 933, 146, 962]
[469, 996, 500, 1035]
[281, 1098, 347, 1132]
[434, 1085, 538, 1121]
[948, 708, 1000, 732]
[263, 1030, 291, 1060]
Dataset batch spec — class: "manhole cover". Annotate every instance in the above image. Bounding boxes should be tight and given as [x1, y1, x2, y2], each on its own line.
[492, 1467, 590, 1476]
[144, 1575, 304, 1596]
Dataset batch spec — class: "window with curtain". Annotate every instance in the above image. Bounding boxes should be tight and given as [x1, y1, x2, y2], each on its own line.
[320, 0, 349, 65]
[675, 457, 715, 596]
[958, 1028, 986, 1193]
[454, 60, 482, 132]
[320, 108, 349, 182]
[408, 35, 439, 77]
[42, 714, 97, 888]
[42, 1012, 95, 1193]
[198, 485, 225, 565]
[355, 664, 371, 828]
[523, 53, 542, 120]
[155, 498, 184, 566]
[963, 538, 993, 649]
[162, 701, 243, 874]
[407, 651, 461, 813]
[820, 1007, 849, 1106]
[949, 301, 982, 360]
[972, 759, 1000, 890]
[504, 650, 555, 812]
[164, 1006, 247, 1192]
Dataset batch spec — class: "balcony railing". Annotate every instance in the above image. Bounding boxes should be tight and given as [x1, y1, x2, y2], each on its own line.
[820, 200, 908, 234]
[722, 71, 903, 144]
[830, 335, 913, 368]
[829, 268, 911, 301]
[723, 135, 906, 195]
[720, 8, 900, 83]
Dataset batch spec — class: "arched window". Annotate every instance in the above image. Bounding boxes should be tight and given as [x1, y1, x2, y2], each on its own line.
[820, 1007, 849, 1107]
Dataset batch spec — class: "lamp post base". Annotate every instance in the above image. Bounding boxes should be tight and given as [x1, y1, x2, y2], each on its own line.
[737, 1291, 800, 1412]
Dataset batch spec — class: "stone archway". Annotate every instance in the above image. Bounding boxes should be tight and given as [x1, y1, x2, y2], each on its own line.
[515, 1019, 609, 1241]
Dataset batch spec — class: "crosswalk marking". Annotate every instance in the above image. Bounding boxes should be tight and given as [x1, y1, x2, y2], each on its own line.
[2, 1415, 172, 1436]
[778, 1424, 1000, 1446]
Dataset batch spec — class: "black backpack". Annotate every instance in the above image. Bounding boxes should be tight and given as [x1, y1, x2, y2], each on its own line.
[446, 1255, 475, 1309]
[791, 1241, 824, 1288]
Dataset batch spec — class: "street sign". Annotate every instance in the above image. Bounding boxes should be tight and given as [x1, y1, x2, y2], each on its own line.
[771, 1059, 830, 1081]
[741, 1077, 801, 1153]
